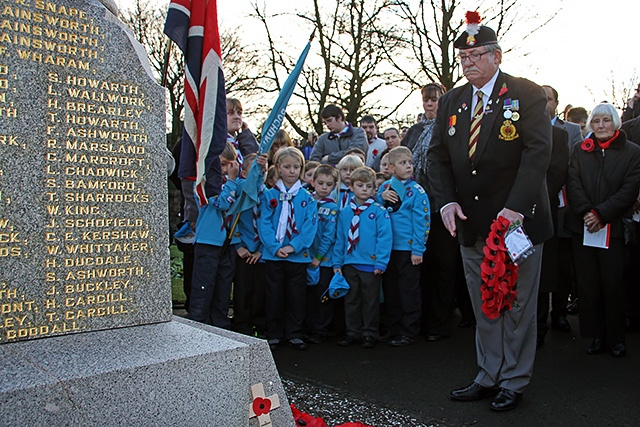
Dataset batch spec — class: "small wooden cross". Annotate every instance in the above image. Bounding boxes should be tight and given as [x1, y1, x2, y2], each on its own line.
[249, 383, 280, 426]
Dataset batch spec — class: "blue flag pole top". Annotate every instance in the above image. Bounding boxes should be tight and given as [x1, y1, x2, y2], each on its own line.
[227, 33, 314, 216]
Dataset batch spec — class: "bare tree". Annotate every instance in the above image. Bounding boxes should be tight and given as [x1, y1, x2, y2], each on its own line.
[387, 0, 558, 91]
[252, 0, 411, 138]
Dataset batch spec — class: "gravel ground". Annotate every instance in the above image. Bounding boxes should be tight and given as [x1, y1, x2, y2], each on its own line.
[282, 376, 446, 427]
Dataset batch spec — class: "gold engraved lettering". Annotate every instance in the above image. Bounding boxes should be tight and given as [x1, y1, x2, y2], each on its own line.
[64, 280, 130, 293]
[64, 166, 138, 178]
[65, 306, 128, 320]
[64, 180, 136, 190]
[65, 140, 143, 152]
[64, 266, 144, 280]
[63, 218, 143, 228]
[63, 193, 150, 203]
[16, 50, 90, 69]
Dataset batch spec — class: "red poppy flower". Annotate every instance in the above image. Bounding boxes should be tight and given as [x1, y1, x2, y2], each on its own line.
[252, 397, 271, 416]
[270, 198, 278, 208]
[498, 85, 508, 97]
[372, 149, 379, 156]
[581, 138, 595, 152]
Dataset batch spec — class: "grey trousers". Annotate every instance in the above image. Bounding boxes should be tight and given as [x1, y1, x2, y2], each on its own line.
[460, 241, 543, 394]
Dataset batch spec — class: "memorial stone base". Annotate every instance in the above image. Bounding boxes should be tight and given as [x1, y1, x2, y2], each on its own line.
[0, 316, 294, 426]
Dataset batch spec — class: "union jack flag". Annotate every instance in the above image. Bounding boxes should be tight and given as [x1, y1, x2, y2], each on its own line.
[164, 0, 227, 207]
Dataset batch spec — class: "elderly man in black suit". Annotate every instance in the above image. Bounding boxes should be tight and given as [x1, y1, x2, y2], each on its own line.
[427, 14, 552, 411]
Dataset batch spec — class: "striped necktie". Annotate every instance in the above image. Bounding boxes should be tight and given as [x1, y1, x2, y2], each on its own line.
[468, 91, 484, 161]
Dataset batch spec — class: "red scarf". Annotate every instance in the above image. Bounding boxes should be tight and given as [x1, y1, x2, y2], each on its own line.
[597, 130, 619, 150]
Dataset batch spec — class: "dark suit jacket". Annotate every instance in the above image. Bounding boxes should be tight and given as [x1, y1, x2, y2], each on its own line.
[554, 118, 583, 153]
[427, 71, 553, 246]
[622, 116, 640, 145]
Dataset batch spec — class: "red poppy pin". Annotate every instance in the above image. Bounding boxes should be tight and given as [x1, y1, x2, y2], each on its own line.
[498, 83, 508, 97]
[581, 138, 595, 152]
[269, 198, 278, 208]
[252, 397, 271, 417]
[372, 149, 379, 156]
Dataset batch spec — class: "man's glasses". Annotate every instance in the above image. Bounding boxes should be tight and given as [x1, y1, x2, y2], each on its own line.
[457, 50, 491, 64]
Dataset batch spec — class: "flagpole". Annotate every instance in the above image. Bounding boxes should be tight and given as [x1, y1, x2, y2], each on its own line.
[161, 40, 173, 87]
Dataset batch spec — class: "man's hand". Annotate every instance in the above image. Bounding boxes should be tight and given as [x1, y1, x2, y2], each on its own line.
[441, 203, 467, 237]
[583, 211, 603, 233]
[333, 267, 342, 275]
[310, 258, 320, 268]
[374, 268, 384, 275]
[411, 254, 423, 265]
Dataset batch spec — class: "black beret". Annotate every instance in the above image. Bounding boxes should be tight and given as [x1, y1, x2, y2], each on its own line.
[454, 25, 498, 50]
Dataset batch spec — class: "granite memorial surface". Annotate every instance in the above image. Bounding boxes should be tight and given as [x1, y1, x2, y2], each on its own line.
[0, 1, 293, 425]
[0, 0, 171, 343]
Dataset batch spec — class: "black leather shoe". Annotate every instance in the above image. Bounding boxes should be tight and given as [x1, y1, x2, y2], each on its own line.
[586, 338, 606, 355]
[305, 334, 326, 344]
[268, 339, 280, 351]
[490, 388, 522, 411]
[450, 383, 499, 401]
[552, 316, 571, 332]
[338, 335, 356, 347]
[361, 336, 376, 349]
[288, 338, 308, 350]
[611, 342, 626, 357]
[426, 334, 448, 342]
[388, 336, 415, 347]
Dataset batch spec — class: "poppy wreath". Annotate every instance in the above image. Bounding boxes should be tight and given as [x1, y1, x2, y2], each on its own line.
[480, 216, 519, 320]
[291, 404, 373, 427]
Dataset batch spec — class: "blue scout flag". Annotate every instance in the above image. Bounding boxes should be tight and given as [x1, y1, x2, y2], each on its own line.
[227, 36, 313, 216]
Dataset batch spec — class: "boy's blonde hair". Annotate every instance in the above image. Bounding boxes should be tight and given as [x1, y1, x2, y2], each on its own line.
[313, 164, 338, 183]
[273, 147, 305, 179]
[337, 154, 364, 170]
[387, 146, 412, 165]
[221, 141, 238, 161]
[349, 166, 376, 185]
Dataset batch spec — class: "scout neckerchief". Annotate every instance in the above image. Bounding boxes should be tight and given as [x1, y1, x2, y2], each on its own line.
[339, 183, 350, 209]
[275, 179, 302, 243]
[347, 197, 374, 254]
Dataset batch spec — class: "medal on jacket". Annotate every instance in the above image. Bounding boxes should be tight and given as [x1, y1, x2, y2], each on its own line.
[511, 100, 520, 121]
[448, 114, 457, 136]
[499, 120, 519, 141]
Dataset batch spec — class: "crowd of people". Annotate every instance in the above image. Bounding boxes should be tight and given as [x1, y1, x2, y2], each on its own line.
[169, 15, 640, 413]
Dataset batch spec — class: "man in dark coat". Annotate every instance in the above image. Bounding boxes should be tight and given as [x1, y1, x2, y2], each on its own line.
[427, 15, 552, 411]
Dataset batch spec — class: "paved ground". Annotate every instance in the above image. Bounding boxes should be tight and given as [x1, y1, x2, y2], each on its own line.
[270, 314, 640, 427]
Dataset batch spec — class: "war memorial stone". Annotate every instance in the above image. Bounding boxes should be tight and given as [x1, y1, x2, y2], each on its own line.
[0, 1, 293, 425]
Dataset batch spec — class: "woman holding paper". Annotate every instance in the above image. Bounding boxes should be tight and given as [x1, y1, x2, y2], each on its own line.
[566, 103, 640, 357]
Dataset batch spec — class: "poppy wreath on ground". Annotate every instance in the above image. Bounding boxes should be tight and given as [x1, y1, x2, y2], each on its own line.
[480, 216, 518, 320]
[291, 405, 373, 427]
